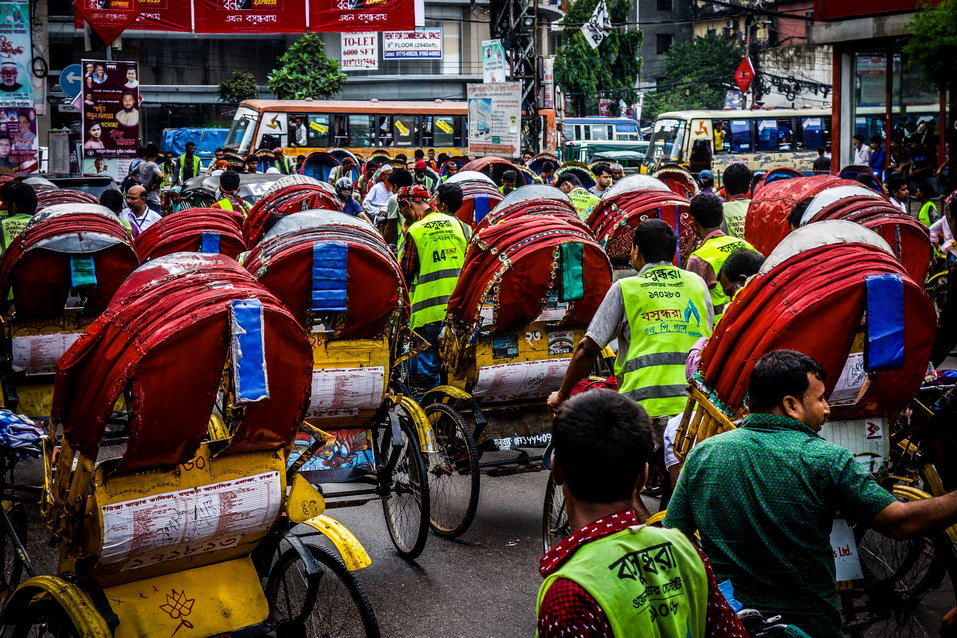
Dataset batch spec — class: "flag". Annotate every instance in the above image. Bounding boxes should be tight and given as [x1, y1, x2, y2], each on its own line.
[581, 0, 612, 49]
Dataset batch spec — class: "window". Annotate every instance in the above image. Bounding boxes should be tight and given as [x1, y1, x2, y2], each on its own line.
[801, 117, 826, 150]
[586, 125, 613, 141]
[349, 115, 374, 147]
[756, 119, 779, 152]
[657, 0, 672, 10]
[429, 115, 460, 147]
[306, 114, 332, 147]
[392, 115, 417, 146]
[656, 34, 673, 54]
[376, 116, 393, 147]
[729, 119, 752, 153]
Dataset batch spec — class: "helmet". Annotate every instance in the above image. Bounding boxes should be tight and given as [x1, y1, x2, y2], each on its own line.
[335, 177, 353, 191]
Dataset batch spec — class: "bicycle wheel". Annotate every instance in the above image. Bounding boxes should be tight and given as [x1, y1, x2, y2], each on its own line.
[9, 600, 80, 638]
[851, 500, 957, 636]
[380, 419, 430, 559]
[542, 474, 570, 554]
[424, 403, 480, 539]
[0, 503, 27, 595]
[265, 545, 380, 638]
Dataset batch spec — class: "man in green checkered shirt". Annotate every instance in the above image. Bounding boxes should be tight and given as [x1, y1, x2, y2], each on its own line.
[665, 350, 957, 637]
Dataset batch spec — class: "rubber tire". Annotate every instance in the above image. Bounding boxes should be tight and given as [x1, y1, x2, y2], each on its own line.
[542, 474, 570, 554]
[9, 600, 80, 638]
[424, 403, 480, 539]
[381, 419, 430, 560]
[0, 503, 27, 595]
[265, 545, 380, 638]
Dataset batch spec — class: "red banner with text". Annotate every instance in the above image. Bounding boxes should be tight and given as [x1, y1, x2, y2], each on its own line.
[309, 0, 414, 33]
[73, 0, 139, 46]
[73, 0, 190, 35]
[193, 0, 308, 34]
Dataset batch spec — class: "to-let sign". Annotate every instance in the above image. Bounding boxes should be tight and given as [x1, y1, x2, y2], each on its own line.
[341, 32, 378, 71]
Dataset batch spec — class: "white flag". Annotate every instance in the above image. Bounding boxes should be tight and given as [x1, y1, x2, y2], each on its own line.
[581, 0, 612, 49]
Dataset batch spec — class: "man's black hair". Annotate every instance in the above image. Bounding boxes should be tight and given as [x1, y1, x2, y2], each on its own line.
[788, 197, 814, 229]
[633, 218, 676, 263]
[718, 247, 764, 283]
[556, 173, 581, 188]
[887, 175, 906, 195]
[915, 181, 932, 197]
[870, 135, 882, 145]
[552, 389, 653, 503]
[689, 193, 724, 229]
[592, 162, 611, 178]
[389, 168, 413, 188]
[502, 170, 517, 182]
[747, 350, 826, 413]
[0, 180, 36, 216]
[853, 134, 865, 144]
[144, 143, 159, 159]
[722, 163, 752, 196]
[413, 149, 425, 159]
[437, 152, 449, 165]
[395, 153, 407, 163]
[541, 160, 556, 173]
[219, 171, 240, 192]
[215, 147, 224, 154]
[436, 182, 463, 215]
[816, 147, 826, 156]
[99, 188, 123, 214]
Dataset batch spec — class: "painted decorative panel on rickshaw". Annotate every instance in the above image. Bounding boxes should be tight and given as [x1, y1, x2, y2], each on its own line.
[290, 430, 375, 483]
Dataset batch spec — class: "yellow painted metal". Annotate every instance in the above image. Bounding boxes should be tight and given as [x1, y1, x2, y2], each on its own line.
[307, 335, 392, 428]
[301, 514, 373, 571]
[644, 511, 667, 527]
[103, 558, 269, 638]
[1, 575, 111, 636]
[287, 473, 326, 523]
[78, 445, 287, 587]
[394, 394, 436, 453]
[673, 386, 736, 464]
[206, 413, 230, 441]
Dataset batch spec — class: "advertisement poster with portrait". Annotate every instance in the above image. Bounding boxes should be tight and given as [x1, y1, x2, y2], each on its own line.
[0, 107, 38, 175]
[0, 2, 32, 109]
[81, 59, 139, 159]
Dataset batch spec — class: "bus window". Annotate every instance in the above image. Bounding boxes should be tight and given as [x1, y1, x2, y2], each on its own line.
[588, 125, 613, 141]
[431, 115, 458, 147]
[643, 118, 687, 170]
[729, 120, 752, 153]
[393, 115, 417, 146]
[713, 120, 729, 154]
[376, 116, 393, 146]
[350, 115, 375, 147]
[756, 119, 780, 152]
[333, 115, 348, 146]
[801, 117, 826, 150]
[225, 107, 259, 155]
[306, 114, 332, 147]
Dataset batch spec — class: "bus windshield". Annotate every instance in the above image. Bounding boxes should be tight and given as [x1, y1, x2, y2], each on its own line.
[224, 107, 259, 154]
[643, 119, 687, 170]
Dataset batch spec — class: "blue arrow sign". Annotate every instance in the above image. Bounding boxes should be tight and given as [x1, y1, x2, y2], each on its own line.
[59, 64, 83, 99]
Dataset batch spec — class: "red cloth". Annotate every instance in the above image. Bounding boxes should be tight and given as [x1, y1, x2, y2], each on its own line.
[538, 509, 747, 638]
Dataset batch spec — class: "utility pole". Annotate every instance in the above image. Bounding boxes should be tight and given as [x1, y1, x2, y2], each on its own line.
[490, 0, 541, 154]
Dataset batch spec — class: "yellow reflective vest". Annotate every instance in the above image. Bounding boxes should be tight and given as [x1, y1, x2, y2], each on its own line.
[690, 233, 756, 320]
[404, 211, 467, 329]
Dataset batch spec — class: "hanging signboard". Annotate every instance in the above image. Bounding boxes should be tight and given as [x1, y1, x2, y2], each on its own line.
[467, 82, 521, 159]
[81, 59, 139, 159]
[0, 2, 32, 108]
[340, 33, 379, 71]
[481, 39, 507, 84]
[194, 0, 308, 34]
[310, 0, 414, 33]
[73, 0, 139, 46]
[130, 0, 191, 32]
[382, 28, 442, 59]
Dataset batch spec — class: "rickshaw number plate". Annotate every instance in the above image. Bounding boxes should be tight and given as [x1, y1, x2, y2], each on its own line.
[307, 366, 385, 418]
[12, 333, 82, 376]
[99, 471, 282, 570]
[473, 359, 569, 403]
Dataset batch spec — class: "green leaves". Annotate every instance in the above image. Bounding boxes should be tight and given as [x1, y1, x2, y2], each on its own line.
[217, 70, 258, 104]
[268, 33, 347, 100]
[904, 0, 957, 91]
[643, 34, 742, 118]
[554, 0, 642, 115]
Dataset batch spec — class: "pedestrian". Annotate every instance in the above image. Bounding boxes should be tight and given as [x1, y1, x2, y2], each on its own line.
[930, 197, 957, 266]
[98, 188, 134, 234]
[273, 147, 295, 174]
[589, 162, 612, 197]
[852, 134, 870, 166]
[697, 169, 716, 196]
[136, 144, 164, 213]
[397, 182, 470, 391]
[499, 170, 518, 195]
[609, 162, 625, 183]
[720, 163, 752, 239]
[0, 180, 35, 251]
[868, 136, 885, 181]
[426, 148, 439, 172]
[329, 156, 356, 185]
[548, 219, 714, 518]
[211, 171, 248, 215]
[380, 168, 413, 247]
[539, 161, 557, 186]
[521, 150, 534, 166]
[120, 185, 162, 237]
[914, 181, 938, 226]
[887, 175, 909, 215]
[812, 147, 830, 174]
[666, 349, 957, 637]
[244, 155, 260, 174]
[361, 164, 394, 228]
[440, 160, 458, 183]
[556, 173, 599, 221]
[176, 142, 203, 184]
[413, 160, 436, 193]
[357, 160, 380, 198]
[538, 389, 748, 638]
[335, 177, 372, 224]
[686, 193, 760, 323]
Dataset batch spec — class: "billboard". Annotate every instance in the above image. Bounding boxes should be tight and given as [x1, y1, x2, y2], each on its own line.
[383, 29, 442, 59]
[341, 33, 379, 71]
[467, 82, 521, 159]
[81, 59, 139, 159]
[194, 0, 309, 34]
[481, 39, 507, 84]
[310, 0, 414, 33]
[0, 2, 32, 108]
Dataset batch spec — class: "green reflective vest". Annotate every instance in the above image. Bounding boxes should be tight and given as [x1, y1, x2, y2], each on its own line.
[618, 266, 712, 418]
[214, 197, 234, 211]
[919, 200, 937, 227]
[690, 233, 756, 319]
[405, 211, 467, 329]
[537, 525, 709, 637]
[1, 213, 31, 251]
[178, 154, 202, 181]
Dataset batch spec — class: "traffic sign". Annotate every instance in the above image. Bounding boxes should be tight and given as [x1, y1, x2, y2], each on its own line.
[59, 64, 83, 99]
[734, 57, 755, 94]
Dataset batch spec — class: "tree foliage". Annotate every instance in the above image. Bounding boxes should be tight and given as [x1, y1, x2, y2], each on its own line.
[218, 70, 258, 104]
[268, 33, 347, 100]
[903, 0, 957, 91]
[642, 34, 742, 120]
[554, 0, 642, 116]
